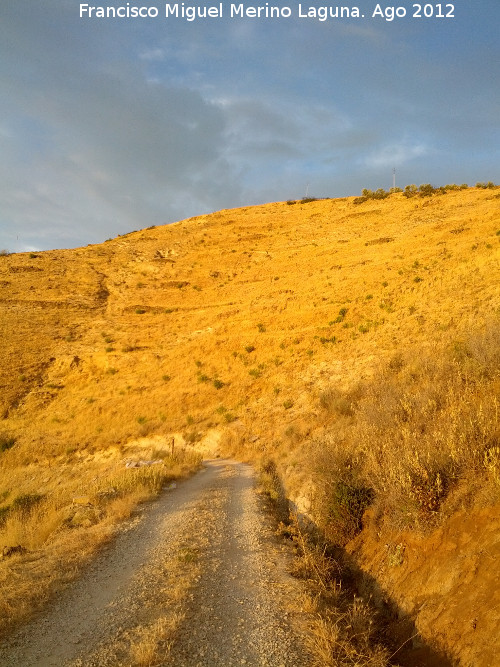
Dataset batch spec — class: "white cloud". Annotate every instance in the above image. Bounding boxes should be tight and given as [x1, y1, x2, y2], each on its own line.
[363, 142, 431, 169]
[138, 48, 166, 62]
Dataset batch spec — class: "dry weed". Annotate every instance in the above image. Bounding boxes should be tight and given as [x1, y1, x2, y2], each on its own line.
[309, 325, 500, 536]
[129, 614, 181, 666]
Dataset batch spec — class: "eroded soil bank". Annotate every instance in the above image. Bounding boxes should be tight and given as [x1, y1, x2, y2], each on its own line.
[344, 505, 500, 666]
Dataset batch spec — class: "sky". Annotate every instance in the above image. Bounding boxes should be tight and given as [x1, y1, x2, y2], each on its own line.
[1, 0, 499, 251]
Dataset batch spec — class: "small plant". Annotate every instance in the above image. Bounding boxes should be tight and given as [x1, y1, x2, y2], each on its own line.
[135, 308, 146, 314]
[245, 345, 255, 353]
[0, 436, 16, 453]
[331, 307, 348, 324]
[257, 323, 266, 333]
[249, 368, 261, 378]
[107, 367, 118, 375]
[11, 493, 44, 515]
[162, 374, 171, 382]
[213, 379, 225, 389]
[283, 399, 294, 409]
[137, 416, 148, 425]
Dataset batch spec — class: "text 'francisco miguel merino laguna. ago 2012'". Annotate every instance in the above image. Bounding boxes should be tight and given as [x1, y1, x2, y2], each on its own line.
[79, 4, 456, 21]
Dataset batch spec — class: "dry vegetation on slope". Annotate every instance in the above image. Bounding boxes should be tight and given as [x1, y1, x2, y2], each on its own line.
[1, 186, 500, 660]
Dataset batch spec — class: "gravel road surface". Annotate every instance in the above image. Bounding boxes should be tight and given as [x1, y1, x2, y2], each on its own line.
[0, 460, 311, 666]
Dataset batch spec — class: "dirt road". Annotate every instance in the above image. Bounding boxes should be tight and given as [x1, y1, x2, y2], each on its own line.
[0, 460, 311, 666]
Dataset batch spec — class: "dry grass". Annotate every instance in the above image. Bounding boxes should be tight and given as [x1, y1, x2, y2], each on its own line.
[0, 186, 499, 641]
[129, 614, 182, 666]
[308, 323, 500, 540]
[283, 515, 390, 666]
[0, 448, 201, 636]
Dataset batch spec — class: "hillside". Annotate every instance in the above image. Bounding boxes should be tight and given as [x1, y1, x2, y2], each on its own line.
[1, 187, 500, 663]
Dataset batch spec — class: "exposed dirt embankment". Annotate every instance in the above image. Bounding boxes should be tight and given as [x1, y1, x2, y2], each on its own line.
[346, 505, 500, 666]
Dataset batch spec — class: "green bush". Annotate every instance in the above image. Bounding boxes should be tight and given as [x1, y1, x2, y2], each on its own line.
[403, 184, 418, 198]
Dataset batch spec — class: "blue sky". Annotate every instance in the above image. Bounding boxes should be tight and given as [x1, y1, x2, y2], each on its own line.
[1, 1, 499, 251]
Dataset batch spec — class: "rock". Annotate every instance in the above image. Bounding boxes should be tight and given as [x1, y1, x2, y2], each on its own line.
[70, 507, 102, 528]
[72, 495, 92, 506]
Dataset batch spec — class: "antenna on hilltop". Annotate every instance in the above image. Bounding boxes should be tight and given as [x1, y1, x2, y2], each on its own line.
[392, 167, 396, 190]
[305, 182, 310, 198]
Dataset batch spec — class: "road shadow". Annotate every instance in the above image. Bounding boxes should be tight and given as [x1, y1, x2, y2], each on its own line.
[338, 548, 455, 666]
[278, 505, 454, 666]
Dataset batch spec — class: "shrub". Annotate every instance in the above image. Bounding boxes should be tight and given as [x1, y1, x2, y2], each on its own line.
[354, 188, 390, 204]
[418, 183, 436, 197]
[0, 436, 16, 453]
[11, 493, 44, 516]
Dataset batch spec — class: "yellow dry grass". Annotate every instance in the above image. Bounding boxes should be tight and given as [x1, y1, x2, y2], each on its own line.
[0, 186, 499, 637]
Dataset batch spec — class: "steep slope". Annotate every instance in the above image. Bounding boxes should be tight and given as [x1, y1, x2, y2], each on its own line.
[1, 189, 499, 454]
[1, 187, 499, 662]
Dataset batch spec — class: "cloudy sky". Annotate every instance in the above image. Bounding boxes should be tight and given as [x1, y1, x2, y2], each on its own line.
[1, 1, 499, 251]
